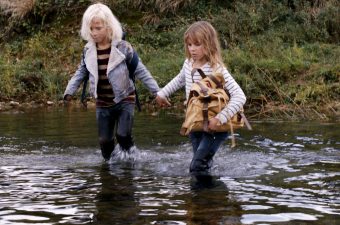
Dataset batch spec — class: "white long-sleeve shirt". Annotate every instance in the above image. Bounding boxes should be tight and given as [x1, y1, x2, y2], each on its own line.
[157, 59, 246, 124]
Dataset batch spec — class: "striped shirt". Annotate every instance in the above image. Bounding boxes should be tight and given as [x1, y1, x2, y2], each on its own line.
[96, 47, 114, 107]
[157, 59, 246, 124]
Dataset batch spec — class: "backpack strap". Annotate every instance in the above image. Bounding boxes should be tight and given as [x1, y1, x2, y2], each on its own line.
[191, 68, 213, 132]
[128, 51, 139, 80]
[207, 75, 223, 89]
[196, 82, 210, 132]
[80, 48, 89, 107]
[191, 68, 223, 89]
[202, 99, 209, 132]
[80, 77, 88, 107]
[128, 50, 141, 112]
[191, 68, 206, 83]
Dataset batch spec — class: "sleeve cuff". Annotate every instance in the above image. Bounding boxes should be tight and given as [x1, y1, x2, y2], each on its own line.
[157, 90, 166, 98]
[215, 113, 227, 124]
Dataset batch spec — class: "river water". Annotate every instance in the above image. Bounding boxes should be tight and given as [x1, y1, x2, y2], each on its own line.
[0, 107, 339, 225]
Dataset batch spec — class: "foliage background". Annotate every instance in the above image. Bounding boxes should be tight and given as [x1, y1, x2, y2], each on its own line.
[0, 0, 339, 120]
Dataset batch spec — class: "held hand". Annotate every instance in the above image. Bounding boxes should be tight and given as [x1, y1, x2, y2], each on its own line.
[208, 117, 221, 132]
[155, 95, 171, 108]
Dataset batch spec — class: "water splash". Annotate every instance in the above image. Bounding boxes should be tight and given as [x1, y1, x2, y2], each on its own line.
[109, 145, 142, 162]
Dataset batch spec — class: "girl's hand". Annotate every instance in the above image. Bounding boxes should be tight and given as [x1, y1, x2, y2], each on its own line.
[63, 94, 72, 107]
[155, 95, 171, 107]
[208, 117, 221, 132]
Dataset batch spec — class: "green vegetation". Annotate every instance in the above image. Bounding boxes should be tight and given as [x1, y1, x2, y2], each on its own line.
[0, 0, 339, 120]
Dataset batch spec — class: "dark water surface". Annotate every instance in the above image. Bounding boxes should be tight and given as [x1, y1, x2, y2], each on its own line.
[0, 108, 339, 225]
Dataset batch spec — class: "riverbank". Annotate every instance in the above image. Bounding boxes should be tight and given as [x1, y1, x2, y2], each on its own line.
[1, 99, 339, 122]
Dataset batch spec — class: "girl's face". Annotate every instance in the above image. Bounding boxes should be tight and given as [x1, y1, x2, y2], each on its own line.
[187, 40, 206, 65]
[90, 18, 110, 45]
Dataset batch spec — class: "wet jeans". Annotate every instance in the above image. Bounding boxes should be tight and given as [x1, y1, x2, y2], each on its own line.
[189, 131, 228, 176]
[96, 102, 135, 160]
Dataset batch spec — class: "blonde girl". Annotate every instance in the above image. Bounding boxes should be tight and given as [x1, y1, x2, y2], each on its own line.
[64, 3, 159, 160]
[156, 21, 246, 185]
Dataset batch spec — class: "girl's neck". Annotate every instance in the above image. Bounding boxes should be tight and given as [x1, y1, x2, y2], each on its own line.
[192, 59, 208, 68]
[96, 41, 111, 50]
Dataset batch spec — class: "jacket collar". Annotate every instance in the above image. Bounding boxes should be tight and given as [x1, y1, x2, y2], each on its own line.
[84, 41, 125, 77]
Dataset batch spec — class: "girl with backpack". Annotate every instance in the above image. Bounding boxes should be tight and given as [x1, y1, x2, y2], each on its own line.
[63, 3, 160, 161]
[156, 21, 246, 186]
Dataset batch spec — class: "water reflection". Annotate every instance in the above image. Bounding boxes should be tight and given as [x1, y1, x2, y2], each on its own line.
[0, 166, 97, 224]
[94, 163, 139, 224]
[187, 177, 242, 225]
[241, 213, 318, 224]
[0, 109, 339, 224]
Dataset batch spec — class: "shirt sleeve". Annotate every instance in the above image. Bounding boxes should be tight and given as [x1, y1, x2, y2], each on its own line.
[134, 60, 160, 95]
[157, 64, 186, 98]
[63, 48, 89, 98]
[215, 68, 246, 124]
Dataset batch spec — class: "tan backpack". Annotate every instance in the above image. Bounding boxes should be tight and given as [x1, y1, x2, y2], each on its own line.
[180, 68, 252, 147]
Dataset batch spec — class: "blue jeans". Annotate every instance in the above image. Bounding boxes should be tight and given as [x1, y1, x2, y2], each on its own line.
[96, 102, 135, 160]
[189, 131, 228, 176]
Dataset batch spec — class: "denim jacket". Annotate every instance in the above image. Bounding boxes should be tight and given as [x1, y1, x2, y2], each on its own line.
[64, 40, 159, 104]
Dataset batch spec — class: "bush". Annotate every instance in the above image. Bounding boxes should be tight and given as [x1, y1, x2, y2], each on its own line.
[0, 0, 339, 118]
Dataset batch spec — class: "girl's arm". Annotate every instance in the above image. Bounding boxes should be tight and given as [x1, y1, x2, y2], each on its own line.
[63, 48, 89, 99]
[134, 60, 160, 95]
[216, 68, 246, 124]
[119, 41, 160, 95]
[155, 67, 185, 107]
[157, 65, 186, 99]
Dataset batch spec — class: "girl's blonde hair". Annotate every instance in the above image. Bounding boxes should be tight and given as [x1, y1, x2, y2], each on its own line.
[184, 21, 224, 69]
[80, 3, 123, 42]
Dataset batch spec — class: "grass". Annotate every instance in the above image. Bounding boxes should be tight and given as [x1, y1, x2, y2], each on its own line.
[0, 0, 339, 120]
